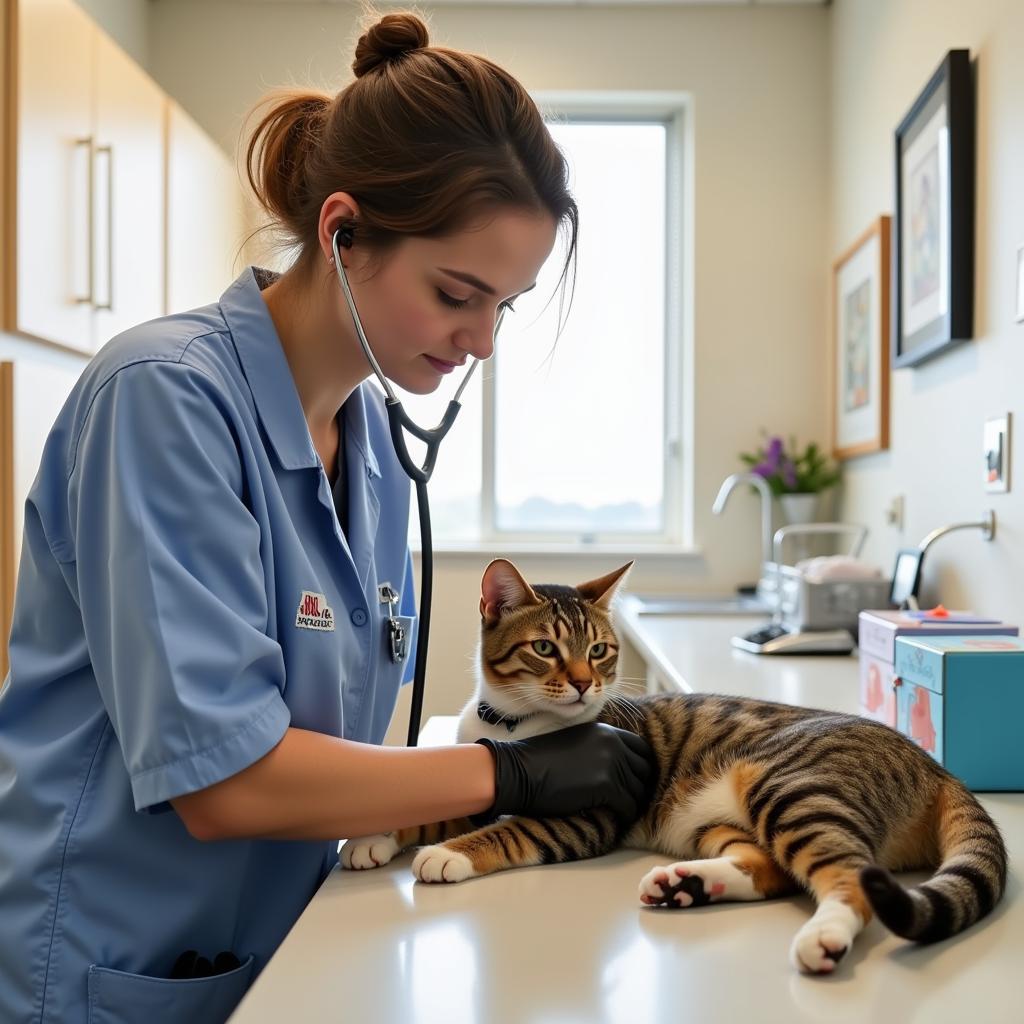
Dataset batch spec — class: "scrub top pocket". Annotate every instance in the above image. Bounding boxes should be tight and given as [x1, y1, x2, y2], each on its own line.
[87, 955, 255, 1024]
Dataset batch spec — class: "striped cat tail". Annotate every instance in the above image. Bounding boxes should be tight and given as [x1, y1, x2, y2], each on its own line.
[860, 778, 1007, 943]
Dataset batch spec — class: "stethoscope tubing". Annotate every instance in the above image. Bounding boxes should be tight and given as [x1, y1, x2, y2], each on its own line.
[330, 230, 505, 744]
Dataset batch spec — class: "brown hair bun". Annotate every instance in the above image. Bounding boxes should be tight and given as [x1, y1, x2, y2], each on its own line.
[243, 4, 577, 321]
[352, 13, 430, 78]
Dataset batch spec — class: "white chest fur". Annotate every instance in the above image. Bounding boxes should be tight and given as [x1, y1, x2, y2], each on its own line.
[455, 688, 604, 744]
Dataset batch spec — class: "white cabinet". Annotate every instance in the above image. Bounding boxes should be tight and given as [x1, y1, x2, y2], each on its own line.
[1, 0, 12, 332]
[92, 27, 165, 342]
[10, 0, 164, 352]
[166, 101, 246, 314]
[10, 0, 95, 350]
[0, 360, 81, 677]
[0, 364, 12, 680]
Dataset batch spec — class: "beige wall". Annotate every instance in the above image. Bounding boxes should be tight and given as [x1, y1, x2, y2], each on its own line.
[147, 1, 831, 738]
[76, 0, 150, 69]
[830, 0, 1024, 620]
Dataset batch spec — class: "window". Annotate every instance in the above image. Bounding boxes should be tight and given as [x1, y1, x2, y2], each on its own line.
[405, 95, 691, 551]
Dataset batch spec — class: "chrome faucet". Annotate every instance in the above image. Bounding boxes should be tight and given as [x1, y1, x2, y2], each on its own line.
[712, 472, 774, 570]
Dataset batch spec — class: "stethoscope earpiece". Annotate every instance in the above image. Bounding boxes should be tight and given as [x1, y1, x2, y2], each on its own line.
[334, 223, 355, 250]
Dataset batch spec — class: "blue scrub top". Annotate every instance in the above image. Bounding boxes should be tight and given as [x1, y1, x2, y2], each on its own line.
[0, 267, 418, 1023]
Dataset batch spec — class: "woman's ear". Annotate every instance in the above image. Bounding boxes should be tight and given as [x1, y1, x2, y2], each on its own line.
[575, 561, 634, 610]
[318, 191, 362, 265]
[479, 558, 542, 625]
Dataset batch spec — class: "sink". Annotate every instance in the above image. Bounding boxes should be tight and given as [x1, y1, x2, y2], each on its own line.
[626, 593, 772, 617]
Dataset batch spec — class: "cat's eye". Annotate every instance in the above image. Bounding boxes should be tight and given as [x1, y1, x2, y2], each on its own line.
[590, 642, 608, 659]
[531, 639, 555, 656]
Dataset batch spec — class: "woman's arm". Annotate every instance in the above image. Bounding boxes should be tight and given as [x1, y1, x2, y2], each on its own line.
[170, 727, 496, 841]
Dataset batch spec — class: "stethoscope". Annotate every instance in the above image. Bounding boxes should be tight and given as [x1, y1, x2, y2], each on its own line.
[331, 224, 507, 745]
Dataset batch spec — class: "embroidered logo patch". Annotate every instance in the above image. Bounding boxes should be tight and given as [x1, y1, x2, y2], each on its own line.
[295, 591, 335, 631]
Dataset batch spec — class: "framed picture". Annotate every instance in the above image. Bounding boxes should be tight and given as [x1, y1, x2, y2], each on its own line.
[984, 414, 1011, 494]
[832, 216, 891, 460]
[893, 49, 975, 368]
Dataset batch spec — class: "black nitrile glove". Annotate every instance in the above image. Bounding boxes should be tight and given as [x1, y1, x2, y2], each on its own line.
[475, 722, 657, 825]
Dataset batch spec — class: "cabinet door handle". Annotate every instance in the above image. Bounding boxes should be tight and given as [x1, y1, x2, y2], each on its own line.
[93, 144, 114, 311]
[73, 137, 94, 305]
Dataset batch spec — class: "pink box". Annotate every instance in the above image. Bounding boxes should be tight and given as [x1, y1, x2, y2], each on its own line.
[858, 610, 1018, 661]
[860, 650, 898, 726]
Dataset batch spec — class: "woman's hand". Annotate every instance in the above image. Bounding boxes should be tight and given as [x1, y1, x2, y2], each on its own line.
[475, 723, 657, 824]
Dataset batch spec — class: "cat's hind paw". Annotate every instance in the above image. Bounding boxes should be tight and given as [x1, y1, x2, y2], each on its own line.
[413, 844, 478, 884]
[638, 859, 756, 908]
[341, 833, 400, 870]
[789, 900, 860, 974]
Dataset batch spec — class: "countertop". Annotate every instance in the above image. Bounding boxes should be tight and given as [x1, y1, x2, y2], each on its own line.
[228, 610, 1024, 1024]
[615, 599, 863, 712]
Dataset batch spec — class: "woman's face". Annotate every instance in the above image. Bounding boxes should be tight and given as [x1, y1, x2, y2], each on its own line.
[337, 209, 558, 395]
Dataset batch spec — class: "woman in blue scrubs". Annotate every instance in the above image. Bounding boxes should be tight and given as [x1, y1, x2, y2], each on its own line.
[0, 12, 655, 1024]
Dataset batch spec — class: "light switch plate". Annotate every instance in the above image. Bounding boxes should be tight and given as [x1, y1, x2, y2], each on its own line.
[984, 414, 1011, 493]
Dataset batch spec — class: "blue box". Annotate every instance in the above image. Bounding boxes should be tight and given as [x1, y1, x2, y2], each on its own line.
[893, 634, 1024, 791]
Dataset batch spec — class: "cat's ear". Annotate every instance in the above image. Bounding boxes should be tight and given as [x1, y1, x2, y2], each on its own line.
[575, 561, 634, 610]
[480, 558, 542, 625]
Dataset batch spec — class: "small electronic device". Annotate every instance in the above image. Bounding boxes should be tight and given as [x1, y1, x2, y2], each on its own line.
[731, 622, 856, 656]
[889, 547, 925, 609]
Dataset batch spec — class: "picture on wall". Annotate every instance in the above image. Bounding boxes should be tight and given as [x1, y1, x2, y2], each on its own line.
[892, 49, 975, 368]
[832, 216, 891, 460]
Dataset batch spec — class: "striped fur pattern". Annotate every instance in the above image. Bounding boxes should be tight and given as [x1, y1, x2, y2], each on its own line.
[341, 560, 1008, 973]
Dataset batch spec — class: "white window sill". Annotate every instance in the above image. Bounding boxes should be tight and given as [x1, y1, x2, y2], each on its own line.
[410, 542, 704, 563]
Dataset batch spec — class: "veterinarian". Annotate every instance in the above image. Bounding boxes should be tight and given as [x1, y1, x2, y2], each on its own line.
[0, 13, 655, 1023]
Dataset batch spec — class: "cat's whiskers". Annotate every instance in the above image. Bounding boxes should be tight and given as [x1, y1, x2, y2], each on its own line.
[484, 685, 549, 715]
[613, 675, 647, 688]
[602, 692, 645, 732]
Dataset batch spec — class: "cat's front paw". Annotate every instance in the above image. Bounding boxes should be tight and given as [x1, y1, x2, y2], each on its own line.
[340, 833, 400, 870]
[638, 859, 755, 908]
[412, 844, 478, 883]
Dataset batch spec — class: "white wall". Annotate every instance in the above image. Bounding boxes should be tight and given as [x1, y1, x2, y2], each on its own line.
[830, 0, 1023, 619]
[147, 1, 831, 737]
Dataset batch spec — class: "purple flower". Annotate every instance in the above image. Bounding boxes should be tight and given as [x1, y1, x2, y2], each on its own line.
[781, 458, 798, 490]
[760, 436, 784, 474]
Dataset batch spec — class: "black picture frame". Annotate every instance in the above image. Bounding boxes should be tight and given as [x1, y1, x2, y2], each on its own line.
[892, 49, 975, 368]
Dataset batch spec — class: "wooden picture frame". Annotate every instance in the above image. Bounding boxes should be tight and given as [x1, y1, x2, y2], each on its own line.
[832, 216, 891, 460]
[892, 49, 975, 368]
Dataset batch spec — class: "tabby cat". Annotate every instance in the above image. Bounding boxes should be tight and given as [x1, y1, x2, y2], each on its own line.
[341, 559, 1008, 974]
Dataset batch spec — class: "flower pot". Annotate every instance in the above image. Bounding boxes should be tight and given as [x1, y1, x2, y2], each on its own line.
[778, 492, 820, 526]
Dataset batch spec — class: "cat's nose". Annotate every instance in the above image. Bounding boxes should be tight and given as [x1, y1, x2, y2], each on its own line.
[567, 674, 592, 696]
